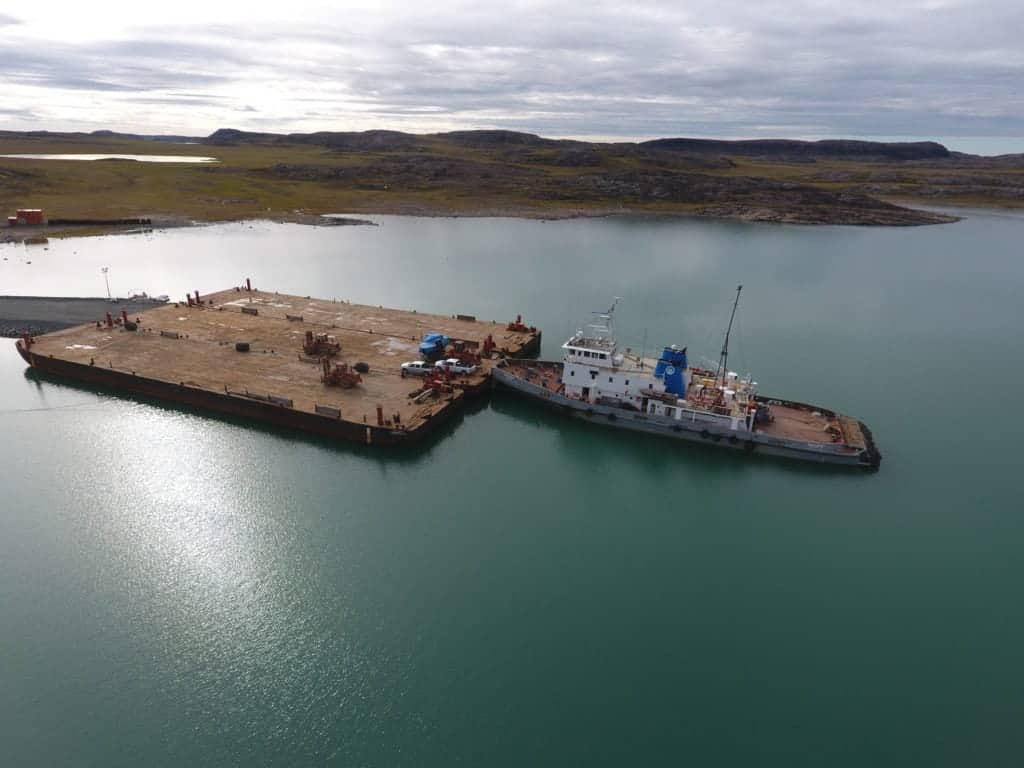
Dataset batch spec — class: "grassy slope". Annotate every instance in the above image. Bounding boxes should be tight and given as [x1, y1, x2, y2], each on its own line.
[2, 132, 1022, 224]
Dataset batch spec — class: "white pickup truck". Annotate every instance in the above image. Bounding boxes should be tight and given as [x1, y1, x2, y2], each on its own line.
[400, 361, 433, 377]
[435, 358, 479, 375]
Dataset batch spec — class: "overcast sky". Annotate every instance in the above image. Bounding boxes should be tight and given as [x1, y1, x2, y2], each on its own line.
[1, 0, 1022, 148]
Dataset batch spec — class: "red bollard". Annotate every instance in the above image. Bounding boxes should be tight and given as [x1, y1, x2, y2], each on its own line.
[246, 277, 251, 291]
[195, 290, 201, 305]
[376, 405, 384, 426]
[121, 310, 129, 324]
[186, 295, 193, 306]
[105, 312, 113, 328]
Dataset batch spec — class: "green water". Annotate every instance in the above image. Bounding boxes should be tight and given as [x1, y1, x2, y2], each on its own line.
[2, 213, 1024, 766]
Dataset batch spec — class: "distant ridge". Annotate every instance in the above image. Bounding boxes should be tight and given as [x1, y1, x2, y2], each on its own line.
[204, 128, 951, 160]
[205, 127, 576, 150]
[0, 129, 198, 143]
[640, 137, 951, 160]
[90, 129, 198, 143]
[206, 128, 422, 150]
[0, 127, 957, 160]
[10, 125, 1019, 227]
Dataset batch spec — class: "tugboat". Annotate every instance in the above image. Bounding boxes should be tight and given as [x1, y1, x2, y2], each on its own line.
[492, 288, 881, 469]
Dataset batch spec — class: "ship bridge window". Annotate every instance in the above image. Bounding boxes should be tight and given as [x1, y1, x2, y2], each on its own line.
[570, 370, 575, 376]
[608, 377, 613, 383]
[625, 380, 630, 385]
[599, 353, 607, 360]
[584, 351, 591, 358]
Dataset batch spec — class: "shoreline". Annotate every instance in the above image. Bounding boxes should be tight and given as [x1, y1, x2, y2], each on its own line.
[0, 213, 378, 244]
[0, 202, 964, 244]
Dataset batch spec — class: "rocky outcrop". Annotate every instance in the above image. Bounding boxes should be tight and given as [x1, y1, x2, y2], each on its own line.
[640, 138, 951, 161]
[537, 171, 957, 224]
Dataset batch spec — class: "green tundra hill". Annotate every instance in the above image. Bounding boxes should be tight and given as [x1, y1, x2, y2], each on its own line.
[3, 127, 1023, 229]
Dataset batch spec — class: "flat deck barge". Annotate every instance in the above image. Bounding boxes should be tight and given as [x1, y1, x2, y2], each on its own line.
[14, 285, 541, 446]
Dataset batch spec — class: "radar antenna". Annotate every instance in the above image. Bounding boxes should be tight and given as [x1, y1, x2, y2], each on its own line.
[587, 297, 621, 342]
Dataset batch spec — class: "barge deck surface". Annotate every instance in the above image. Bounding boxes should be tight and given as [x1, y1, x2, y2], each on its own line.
[17, 287, 540, 442]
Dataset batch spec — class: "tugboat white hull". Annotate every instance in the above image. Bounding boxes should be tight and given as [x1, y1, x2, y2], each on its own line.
[493, 362, 880, 469]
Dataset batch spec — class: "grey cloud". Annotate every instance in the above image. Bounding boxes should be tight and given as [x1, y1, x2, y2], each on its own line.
[0, 38, 240, 93]
[121, 95, 228, 107]
[0, 105, 36, 117]
[3, 1, 1024, 140]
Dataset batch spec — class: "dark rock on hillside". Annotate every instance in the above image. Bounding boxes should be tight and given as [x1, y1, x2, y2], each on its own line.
[642, 138, 951, 161]
[628, 148, 736, 170]
[553, 148, 603, 167]
[506, 147, 605, 167]
[206, 128, 422, 152]
[914, 152, 1024, 169]
[290, 130, 421, 151]
[207, 128, 279, 145]
[90, 130, 199, 142]
[435, 130, 574, 149]
[263, 155, 540, 186]
[538, 170, 956, 224]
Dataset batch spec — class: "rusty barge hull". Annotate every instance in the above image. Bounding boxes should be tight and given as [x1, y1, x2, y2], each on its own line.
[16, 341, 442, 445]
[14, 286, 541, 448]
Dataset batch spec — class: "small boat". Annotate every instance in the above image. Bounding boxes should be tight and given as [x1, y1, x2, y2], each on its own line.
[492, 289, 881, 469]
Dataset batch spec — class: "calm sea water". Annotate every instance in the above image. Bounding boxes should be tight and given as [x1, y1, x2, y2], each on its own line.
[2, 212, 1024, 766]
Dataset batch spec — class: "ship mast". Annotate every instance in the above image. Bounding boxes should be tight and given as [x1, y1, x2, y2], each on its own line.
[718, 285, 742, 388]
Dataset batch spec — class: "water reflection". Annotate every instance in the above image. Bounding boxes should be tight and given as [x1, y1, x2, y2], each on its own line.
[487, 392, 873, 479]
[21, 364, 471, 467]
[4, 212, 1024, 764]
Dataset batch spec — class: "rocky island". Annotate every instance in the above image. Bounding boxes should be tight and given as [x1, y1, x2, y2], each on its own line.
[2, 128, 1023, 234]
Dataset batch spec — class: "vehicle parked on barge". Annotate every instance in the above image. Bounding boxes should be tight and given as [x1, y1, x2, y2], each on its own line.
[492, 289, 881, 469]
